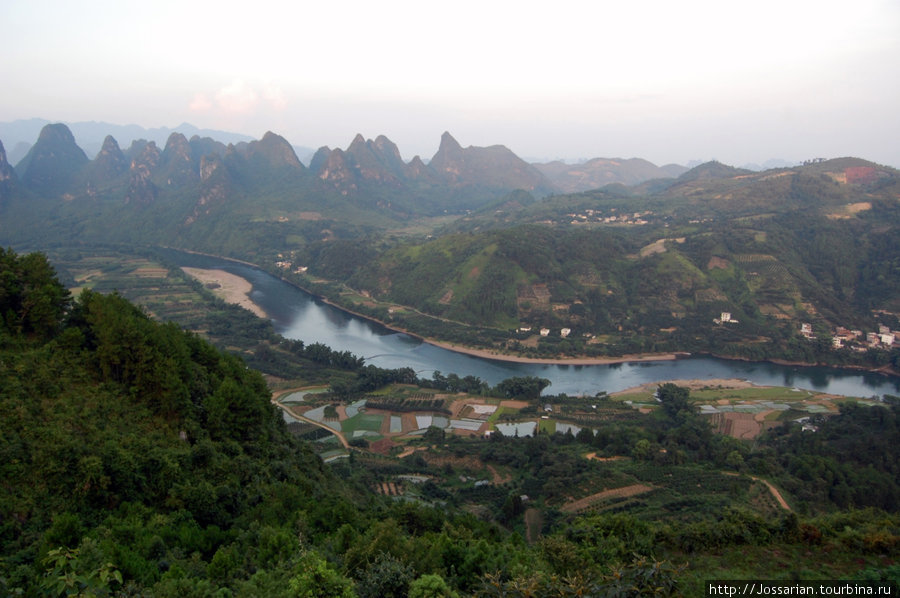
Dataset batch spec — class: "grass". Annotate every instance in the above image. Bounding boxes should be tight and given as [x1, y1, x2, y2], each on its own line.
[612, 392, 659, 406]
[341, 413, 384, 435]
[612, 384, 866, 411]
[487, 406, 517, 426]
[679, 542, 891, 595]
[538, 419, 556, 434]
[689, 386, 812, 402]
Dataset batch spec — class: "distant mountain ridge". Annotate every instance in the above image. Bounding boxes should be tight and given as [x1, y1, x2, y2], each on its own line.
[534, 157, 688, 193]
[0, 118, 270, 164]
[0, 123, 587, 245]
[16, 123, 89, 195]
[0, 123, 577, 222]
[2, 121, 899, 370]
[1, 119, 695, 193]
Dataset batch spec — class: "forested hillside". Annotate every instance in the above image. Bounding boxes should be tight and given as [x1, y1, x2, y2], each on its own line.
[2, 125, 900, 368]
[2, 249, 900, 596]
[285, 159, 900, 368]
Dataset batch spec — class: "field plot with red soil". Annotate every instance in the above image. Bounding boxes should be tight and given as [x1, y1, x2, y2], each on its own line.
[711, 412, 766, 439]
[560, 484, 654, 513]
[375, 481, 403, 496]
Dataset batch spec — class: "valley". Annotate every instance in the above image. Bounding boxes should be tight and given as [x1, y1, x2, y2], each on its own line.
[2, 124, 900, 374]
[1, 245, 898, 595]
[2, 123, 900, 596]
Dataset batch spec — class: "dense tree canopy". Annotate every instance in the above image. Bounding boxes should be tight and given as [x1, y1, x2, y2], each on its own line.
[2, 250, 898, 596]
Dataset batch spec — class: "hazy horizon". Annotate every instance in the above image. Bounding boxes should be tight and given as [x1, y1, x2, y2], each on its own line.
[3, 0, 899, 168]
[0, 117, 807, 170]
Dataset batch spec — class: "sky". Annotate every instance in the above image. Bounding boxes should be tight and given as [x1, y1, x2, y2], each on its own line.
[3, 0, 900, 167]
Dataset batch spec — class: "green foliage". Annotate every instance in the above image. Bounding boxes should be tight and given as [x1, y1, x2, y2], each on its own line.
[289, 551, 357, 598]
[40, 542, 122, 597]
[475, 554, 683, 597]
[409, 573, 458, 598]
[766, 400, 900, 511]
[495, 376, 551, 400]
[2, 248, 899, 596]
[656, 383, 695, 420]
[355, 553, 415, 598]
[0, 249, 71, 340]
[0, 249, 338, 594]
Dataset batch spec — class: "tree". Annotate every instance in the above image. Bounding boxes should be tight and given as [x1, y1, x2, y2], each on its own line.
[40, 543, 122, 597]
[0, 249, 71, 340]
[576, 426, 595, 445]
[289, 552, 357, 598]
[423, 425, 446, 443]
[726, 450, 745, 470]
[355, 554, 414, 598]
[494, 376, 551, 400]
[656, 383, 694, 420]
[632, 438, 653, 461]
[409, 574, 458, 598]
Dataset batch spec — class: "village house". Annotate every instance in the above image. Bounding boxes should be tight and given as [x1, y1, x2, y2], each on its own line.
[715, 311, 739, 325]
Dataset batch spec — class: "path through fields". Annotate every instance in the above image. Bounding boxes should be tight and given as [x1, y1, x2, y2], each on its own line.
[560, 484, 654, 513]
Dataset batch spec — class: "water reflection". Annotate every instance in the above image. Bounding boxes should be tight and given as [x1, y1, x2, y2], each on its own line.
[160, 249, 900, 398]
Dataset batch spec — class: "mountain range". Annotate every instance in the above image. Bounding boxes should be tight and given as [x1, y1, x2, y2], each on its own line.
[0, 119, 271, 164]
[0, 120, 687, 200]
[2, 122, 899, 369]
[0, 123, 690, 231]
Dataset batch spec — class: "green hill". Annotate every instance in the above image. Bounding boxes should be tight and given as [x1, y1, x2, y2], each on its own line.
[3, 248, 900, 596]
[289, 159, 900, 366]
[0, 248, 339, 591]
[2, 124, 900, 368]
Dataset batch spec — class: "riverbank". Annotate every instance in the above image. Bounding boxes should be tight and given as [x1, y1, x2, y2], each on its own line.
[306, 286, 691, 366]
[185, 263, 687, 366]
[417, 339, 690, 366]
[175, 251, 899, 379]
[310, 290, 899, 376]
[180, 267, 267, 318]
[610, 378, 761, 397]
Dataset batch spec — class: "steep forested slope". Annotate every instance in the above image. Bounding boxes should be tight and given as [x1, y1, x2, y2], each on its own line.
[0, 249, 353, 594]
[3, 249, 899, 596]
[287, 160, 900, 366]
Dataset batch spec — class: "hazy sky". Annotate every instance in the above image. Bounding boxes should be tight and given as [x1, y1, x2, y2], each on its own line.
[3, 0, 899, 167]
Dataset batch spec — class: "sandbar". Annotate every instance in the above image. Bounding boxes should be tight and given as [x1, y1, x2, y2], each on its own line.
[610, 378, 759, 396]
[181, 267, 267, 318]
[414, 338, 686, 366]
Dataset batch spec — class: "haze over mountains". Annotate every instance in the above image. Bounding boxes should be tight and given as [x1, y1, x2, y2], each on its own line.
[0, 119, 697, 192]
[3, 116, 900, 454]
[0, 119, 263, 165]
[5, 120, 835, 209]
[0, 122, 694, 212]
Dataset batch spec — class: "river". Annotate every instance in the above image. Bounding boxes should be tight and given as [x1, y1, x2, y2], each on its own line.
[160, 249, 900, 398]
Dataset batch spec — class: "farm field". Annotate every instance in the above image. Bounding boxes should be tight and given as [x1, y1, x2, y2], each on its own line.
[276, 387, 502, 444]
[50, 250, 256, 343]
[608, 378, 881, 439]
[43, 252, 897, 552]
[275, 379, 807, 530]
